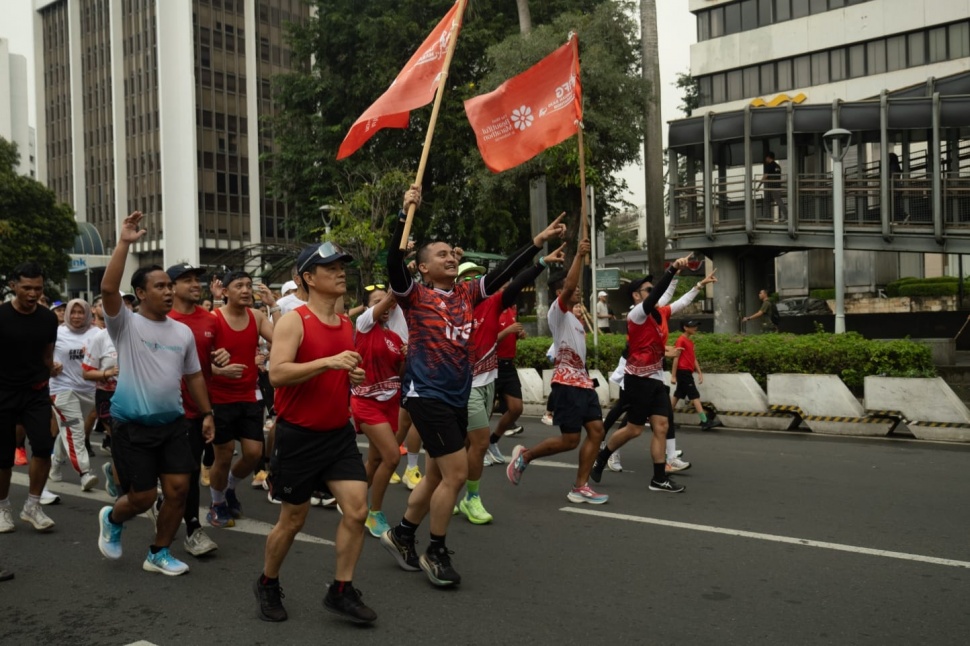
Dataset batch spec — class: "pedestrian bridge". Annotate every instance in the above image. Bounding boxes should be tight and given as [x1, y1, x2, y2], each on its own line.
[666, 72, 970, 255]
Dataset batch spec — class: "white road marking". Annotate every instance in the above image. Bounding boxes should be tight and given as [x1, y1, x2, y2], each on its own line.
[560, 507, 970, 569]
[9, 472, 333, 546]
[124, 641, 160, 646]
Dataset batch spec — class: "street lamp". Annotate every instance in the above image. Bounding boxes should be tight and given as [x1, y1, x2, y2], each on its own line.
[319, 204, 334, 236]
[823, 128, 852, 334]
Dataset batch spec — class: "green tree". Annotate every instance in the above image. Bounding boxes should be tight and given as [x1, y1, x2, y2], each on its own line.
[675, 71, 700, 117]
[604, 209, 641, 256]
[267, 0, 642, 257]
[0, 137, 77, 294]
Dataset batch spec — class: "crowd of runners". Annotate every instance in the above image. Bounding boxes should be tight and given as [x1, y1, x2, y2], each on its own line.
[0, 186, 719, 619]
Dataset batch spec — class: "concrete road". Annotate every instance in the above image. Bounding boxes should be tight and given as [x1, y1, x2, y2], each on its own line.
[1, 420, 968, 645]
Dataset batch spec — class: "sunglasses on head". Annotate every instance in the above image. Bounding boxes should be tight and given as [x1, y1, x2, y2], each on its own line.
[364, 284, 386, 292]
[298, 241, 349, 274]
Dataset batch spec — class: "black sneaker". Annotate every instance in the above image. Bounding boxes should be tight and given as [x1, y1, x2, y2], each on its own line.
[649, 478, 686, 493]
[702, 418, 723, 431]
[380, 528, 420, 572]
[85, 441, 96, 459]
[101, 435, 112, 455]
[323, 584, 377, 624]
[225, 487, 243, 518]
[419, 547, 461, 587]
[589, 457, 606, 484]
[254, 577, 287, 622]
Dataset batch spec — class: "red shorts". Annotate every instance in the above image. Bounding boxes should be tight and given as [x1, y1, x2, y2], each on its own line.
[351, 394, 400, 433]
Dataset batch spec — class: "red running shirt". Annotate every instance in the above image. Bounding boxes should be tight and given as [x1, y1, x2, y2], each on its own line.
[275, 305, 353, 431]
[168, 306, 219, 418]
[352, 306, 404, 401]
[471, 293, 503, 386]
[208, 308, 258, 404]
[497, 306, 518, 359]
[626, 305, 671, 378]
[675, 334, 697, 373]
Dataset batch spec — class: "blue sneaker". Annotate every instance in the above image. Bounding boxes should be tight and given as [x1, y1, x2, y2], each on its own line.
[506, 445, 528, 485]
[206, 502, 235, 528]
[225, 488, 243, 519]
[97, 506, 124, 559]
[102, 463, 119, 498]
[364, 510, 391, 538]
[566, 484, 609, 505]
[142, 547, 189, 576]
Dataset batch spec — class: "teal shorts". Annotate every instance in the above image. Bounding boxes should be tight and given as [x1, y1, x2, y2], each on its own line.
[467, 382, 496, 431]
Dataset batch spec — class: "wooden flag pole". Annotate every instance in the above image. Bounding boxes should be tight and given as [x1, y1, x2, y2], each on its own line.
[399, 0, 467, 249]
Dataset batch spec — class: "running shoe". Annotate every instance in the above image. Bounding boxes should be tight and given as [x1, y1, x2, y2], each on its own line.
[506, 445, 528, 485]
[101, 435, 112, 455]
[142, 547, 189, 576]
[48, 460, 63, 482]
[267, 491, 281, 505]
[39, 487, 60, 506]
[483, 453, 494, 467]
[590, 457, 606, 483]
[80, 472, 99, 492]
[673, 449, 684, 458]
[419, 548, 461, 587]
[13, 447, 27, 466]
[566, 484, 609, 505]
[252, 470, 269, 489]
[97, 506, 123, 559]
[649, 478, 686, 493]
[607, 451, 623, 472]
[540, 412, 553, 426]
[458, 496, 493, 524]
[206, 502, 235, 528]
[102, 463, 119, 498]
[0, 507, 14, 533]
[323, 584, 377, 624]
[390, 471, 401, 485]
[503, 425, 524, 436]
[666, 457, 691, 473]
[364, 510, 391, 538]
[380, 528, 420, 572]
[702, 417, 723, 431]
[402, 466, 422, 490]
[183, 528, 219, 556]
[486, 444, 505, 465]
[225, 488, 243, 518]
[85, 440, 96, 459]
[200, 465, 211, 487]
[20, 503, 54, 531]
[254, 576, 287, 622]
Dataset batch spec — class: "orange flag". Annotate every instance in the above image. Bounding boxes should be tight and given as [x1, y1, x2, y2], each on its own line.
[336, 2, 464, 160]
[463, 38, 582, 173]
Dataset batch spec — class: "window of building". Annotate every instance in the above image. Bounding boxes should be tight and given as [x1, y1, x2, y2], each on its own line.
[697, 12, 710, 41]
[741, 0, 758, 31]
[829, 47, 846, 81]
[886, 35, 906, 71]
[776, 59, 792, 90]
[907, 32, 925, 66]
[809, 0, 827, 15]
[867, 40, 886, 74]
[712, 72, 726, 104]
[793, 55, 811, 87]
[775, 0, 791, 22]
[792, 1, 809, 19]
[927, 26, 947, 63]
[743, 66, 759, 97]
[724, 2, 742, 35]
[950, 22, 969, 59]
[699, 75, 713, 104]
[760, 63, 776, 94]
[200, 45, 210, 68]
[727, 69, 743, 101]
[811, 51, 829, 84]
[848, 44, 865, 78]
[758, 0, 773, 25]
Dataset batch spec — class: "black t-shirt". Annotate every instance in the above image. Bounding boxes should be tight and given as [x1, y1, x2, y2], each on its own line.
[0, 302, 59, 389]
[763, 160, 782, 182]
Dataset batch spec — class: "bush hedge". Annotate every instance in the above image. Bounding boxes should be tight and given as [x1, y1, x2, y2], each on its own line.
[809, 289, 835, 300]
[886, 275, 962, 297]
[515, 330, 936, 390]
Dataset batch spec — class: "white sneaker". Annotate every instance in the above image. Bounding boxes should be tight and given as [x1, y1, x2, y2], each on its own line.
[80, 472, 99, 492]
[267, 491, 281, 505]
[40, 488, 60, 505]
[0, 506, 14, 533]
[486, 444, 505, 465]
[48, 461, 64, 482]
[20, 503, 55, 531]
[183, 528, 219, 556]
[666, 457, 692, 473]
[540, 413, 553, 426]
[607, 451, 623, 472]
[483, 453, 493, 467]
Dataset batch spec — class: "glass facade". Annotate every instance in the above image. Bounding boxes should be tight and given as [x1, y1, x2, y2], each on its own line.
[80, 0, 115, 247]
[40, 1, 73, 208]
[696, 0, 874, 42]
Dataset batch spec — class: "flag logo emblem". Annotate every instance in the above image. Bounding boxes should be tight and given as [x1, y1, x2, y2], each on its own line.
[511, 106, 533, 131]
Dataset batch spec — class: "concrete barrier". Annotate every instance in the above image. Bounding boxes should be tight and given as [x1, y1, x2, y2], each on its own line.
[518, 369, 546, 418]
[864, 376, 970, 442]
[694, 373, 795, 431]
[588, 370, 611, 406]
[768, 374, 894, 437]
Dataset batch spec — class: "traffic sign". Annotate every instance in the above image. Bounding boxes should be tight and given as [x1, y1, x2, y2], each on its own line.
[595, 268, 621, 290]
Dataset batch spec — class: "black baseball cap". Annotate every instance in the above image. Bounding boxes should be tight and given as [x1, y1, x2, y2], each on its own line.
[296, 241, 354, 274]
[681, 319, 700, 330]
[629, 277, 652, 296]
[166, 263, 206, 282]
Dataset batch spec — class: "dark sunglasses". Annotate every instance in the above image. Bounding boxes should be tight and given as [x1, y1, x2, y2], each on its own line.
[364, 284, 386, 292]
[298, 241, 350, 274]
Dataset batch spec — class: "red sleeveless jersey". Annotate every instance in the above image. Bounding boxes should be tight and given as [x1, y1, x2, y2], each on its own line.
[471, 293, 503, 385]
[626, 305, 670, 377]
[352, 307, 404, 401]
[208, 308, 259, 404]
[168, 306, 219, 418]
[275, 305, 353, 431]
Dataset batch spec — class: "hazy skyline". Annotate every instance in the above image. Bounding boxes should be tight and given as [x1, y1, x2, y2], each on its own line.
[0, 1, 696, 207]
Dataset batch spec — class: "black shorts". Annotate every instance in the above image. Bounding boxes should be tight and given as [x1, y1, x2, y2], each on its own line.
[405, 397, 467, 458]
[268, 419, 366, 505]
[0, 387, 54, 468]
[551, 383, 602, 434]
[95, 389, 115, 424]
[112, 418, 196, 494]
[494, 360, 522, 401]
[673, 370, 701, 402]
[213, 402, 265, 444]
[624, 375, 672, 426]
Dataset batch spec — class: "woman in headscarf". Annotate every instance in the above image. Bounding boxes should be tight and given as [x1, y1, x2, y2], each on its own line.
[49, 299, 102, 491]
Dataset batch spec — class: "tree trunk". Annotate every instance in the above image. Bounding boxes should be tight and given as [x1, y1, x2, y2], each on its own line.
[641, 0, 665, 278]
[515, 0, 532, 35]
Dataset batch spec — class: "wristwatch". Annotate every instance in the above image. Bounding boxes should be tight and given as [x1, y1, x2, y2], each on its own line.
[201, 411, 214, 418]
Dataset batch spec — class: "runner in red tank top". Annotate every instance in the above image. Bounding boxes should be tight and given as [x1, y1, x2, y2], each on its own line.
[256, 241, 376, 625]
[206, 271, 274, 528]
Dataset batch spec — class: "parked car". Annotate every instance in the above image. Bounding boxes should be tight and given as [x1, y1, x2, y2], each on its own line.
[776, 297, 832, 316]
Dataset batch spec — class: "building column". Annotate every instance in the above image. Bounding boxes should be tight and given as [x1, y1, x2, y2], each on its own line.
[67, 0, 86, 219]
[244, 0, 261, 247]
[712, 249, 740, 335]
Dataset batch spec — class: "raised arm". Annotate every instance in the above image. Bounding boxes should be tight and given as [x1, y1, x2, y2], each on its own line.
[501, 243, 566, 308]
[482, 213, 567, 296]
[560, 239, 591, 306]
[102, 211, 146, 317]
[388, 186, 421, 295]
[669, 269, 717, 316]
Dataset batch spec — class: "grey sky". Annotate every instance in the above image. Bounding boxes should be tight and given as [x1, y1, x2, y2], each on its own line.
[0, 0, 695, 206]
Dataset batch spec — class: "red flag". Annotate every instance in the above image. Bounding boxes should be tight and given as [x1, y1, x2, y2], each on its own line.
[336, 3, 464, 160]
[463, 38, 582, 173]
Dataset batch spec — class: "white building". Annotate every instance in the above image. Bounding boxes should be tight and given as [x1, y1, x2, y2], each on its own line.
[33, 0, 308, 279]
[0, 38, 36, 177]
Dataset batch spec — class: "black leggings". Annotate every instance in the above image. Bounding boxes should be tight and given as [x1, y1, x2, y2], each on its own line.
[185, 418, 206, 526]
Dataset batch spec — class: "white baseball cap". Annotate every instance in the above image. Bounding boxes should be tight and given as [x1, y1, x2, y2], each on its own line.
[281, 280, 298, 295]
[598, 291, 608, 297]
